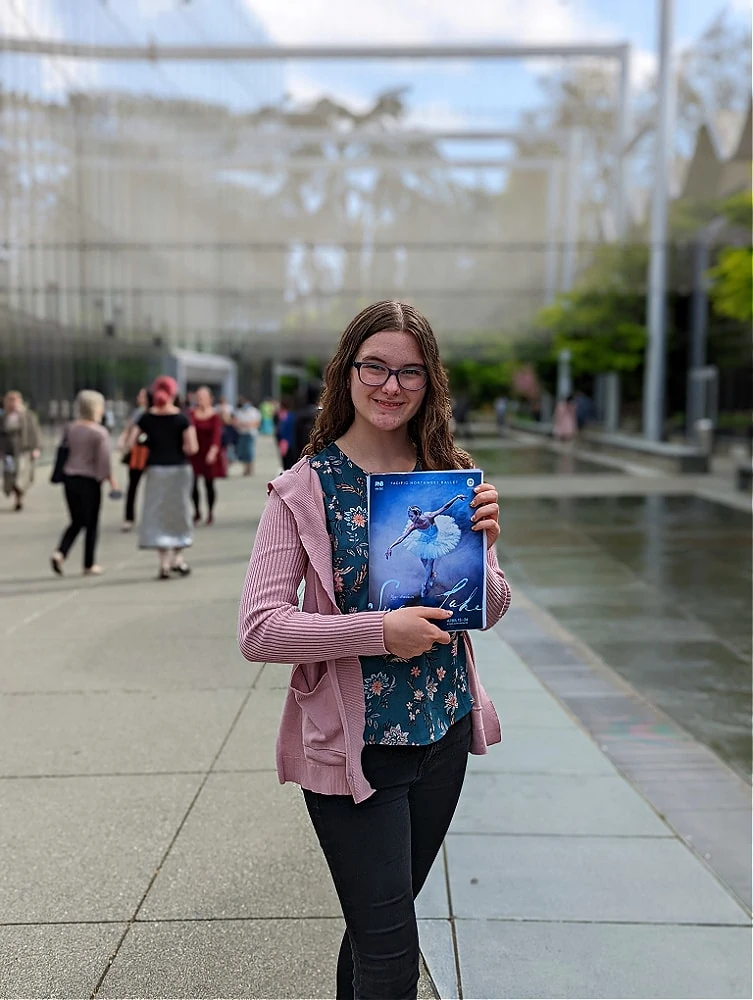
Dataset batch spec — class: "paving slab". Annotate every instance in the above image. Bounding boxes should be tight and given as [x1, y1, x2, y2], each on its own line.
[0, 689, 246, 775]
[138, 773, 341, 920]
[0, 635, 259, 693]
[454, 920, 752, 1000]
[445, 834, 749, 924]
[97, 918, 345, 999]
[415, 854, 450, 920]
[214, 688, 287, 772]
[417, 920, 459, 1000]
[492, 690, 577, 729]
[453, 772, 671, 836]
[467, 726, 615, 775]
[0, 922, 126, 1000]
[0, 774, 199, 922]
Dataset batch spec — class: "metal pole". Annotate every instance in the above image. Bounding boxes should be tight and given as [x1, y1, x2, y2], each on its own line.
[544, 163, 562, 304]
[614, 45, 631, 241]
[561, 128, 583, 292]
[642, 0, 674, 442]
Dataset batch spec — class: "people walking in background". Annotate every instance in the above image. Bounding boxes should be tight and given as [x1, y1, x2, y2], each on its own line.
[494, 394, 508, 433]
[259, 399, 276, 435]
[51, 390, 117, 576]
[190, 386, 224, 524]
[235, 396, 261, 476]
[238, 300, 510, 1000]
[128, 375, 197, 580]
[574, 389, 595, 431]
[292, 385, 321, 465]
[0, 390, 41, 511]
[119, 387, 150, 531]
[219, 395, 239, 462]
[553, 394, 577, 443]
[275, 396, 296, 471]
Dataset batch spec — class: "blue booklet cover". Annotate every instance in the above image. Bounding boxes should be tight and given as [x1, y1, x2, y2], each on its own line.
[367, 470, 487, 630]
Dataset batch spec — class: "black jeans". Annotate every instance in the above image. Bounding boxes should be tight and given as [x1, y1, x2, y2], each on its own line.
[124, 466, 143, 523]
[192, 475, 216, 518]
[58, 475, 102, 569]
[303, 712, 472, 1000]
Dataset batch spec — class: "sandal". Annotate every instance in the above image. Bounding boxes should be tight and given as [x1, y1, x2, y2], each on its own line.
[157, 569, 171, 580]
[171, 562, 191, 577]
[50, 552, 64, 576]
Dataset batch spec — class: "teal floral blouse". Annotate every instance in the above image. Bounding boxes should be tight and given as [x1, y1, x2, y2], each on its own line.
[311, 443, 473, 746]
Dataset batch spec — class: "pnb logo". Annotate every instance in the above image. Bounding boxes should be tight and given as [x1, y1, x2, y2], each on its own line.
[466, 478, 475, 487]
[374, 480, 384, 487]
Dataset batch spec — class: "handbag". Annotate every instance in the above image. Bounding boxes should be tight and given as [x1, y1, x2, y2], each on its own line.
[50, 434, 69, 484]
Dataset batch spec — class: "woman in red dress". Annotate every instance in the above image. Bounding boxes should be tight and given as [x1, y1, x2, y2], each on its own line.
[190, 386, 225, 524]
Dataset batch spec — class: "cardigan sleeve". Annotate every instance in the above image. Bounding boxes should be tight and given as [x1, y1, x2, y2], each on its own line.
[238, 490, 389, 664]
[484, 544, 512, 628]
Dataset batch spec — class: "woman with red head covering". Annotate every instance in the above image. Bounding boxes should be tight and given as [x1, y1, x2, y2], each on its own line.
[125, 375, 198, 579]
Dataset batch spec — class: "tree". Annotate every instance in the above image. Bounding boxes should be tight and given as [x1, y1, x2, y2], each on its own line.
[708, 193, 753, 324]
[533, 244, 649, 399]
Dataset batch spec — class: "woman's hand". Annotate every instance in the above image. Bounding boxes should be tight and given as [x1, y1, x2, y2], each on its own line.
[471, 482, 500, 548]
[382, 607, 453, 658]
[206, 445, 219, 465]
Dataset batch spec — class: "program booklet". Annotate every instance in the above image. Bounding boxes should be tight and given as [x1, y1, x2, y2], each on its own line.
[367, 469, 487, 630]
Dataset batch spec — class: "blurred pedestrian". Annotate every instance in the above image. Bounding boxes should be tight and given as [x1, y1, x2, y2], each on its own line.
[574, 389, 595, 431]
[275, 397, 296, 471]
[259, 399, 276, 435]
[128, 375, 198, 580]
[0, 390, 41, 511]
[119, 387, 150, 531]
[494, 395, 508, 433]
[51, 390, 118, 577]
[553, 394, 577, 443]
[190, 386, 225, 524]
[292, 385, 321, 465]
[219, 395, 238, 462]
[235, 396, 261, 476]
[238, 300, 511, 1000]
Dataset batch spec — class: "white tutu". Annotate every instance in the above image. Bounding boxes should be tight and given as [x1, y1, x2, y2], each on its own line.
[402, 514, 461, 560]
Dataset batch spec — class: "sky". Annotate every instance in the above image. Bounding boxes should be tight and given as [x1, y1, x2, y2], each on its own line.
[1, 0, 749, 128]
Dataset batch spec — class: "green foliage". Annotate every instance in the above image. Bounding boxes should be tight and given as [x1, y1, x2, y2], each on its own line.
[445, 357, 515, 407]
[708, 193, 753, 323]
[533, 245, 649, 380]
[709, 246, 753, 322]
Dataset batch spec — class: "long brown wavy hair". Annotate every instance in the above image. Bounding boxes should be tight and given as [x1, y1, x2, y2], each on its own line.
[304, 301, 473, 471]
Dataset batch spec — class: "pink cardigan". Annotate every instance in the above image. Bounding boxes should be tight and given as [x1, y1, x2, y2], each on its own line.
[238, 457, 512, 803]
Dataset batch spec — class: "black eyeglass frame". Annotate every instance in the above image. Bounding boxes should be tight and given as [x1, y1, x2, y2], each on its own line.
[351, 361, 428, 391]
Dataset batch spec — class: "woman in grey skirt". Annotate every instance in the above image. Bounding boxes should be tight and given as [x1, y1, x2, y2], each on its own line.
[126, 375, 198, 579]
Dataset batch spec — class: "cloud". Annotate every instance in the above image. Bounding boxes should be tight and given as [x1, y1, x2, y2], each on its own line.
[242, 0, 616, 46]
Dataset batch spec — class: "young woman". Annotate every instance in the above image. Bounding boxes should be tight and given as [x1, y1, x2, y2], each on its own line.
[0, 390, 41, 511]
[51, 390, 117, 576]
[190, 386, 224, 525]
[127, 375, 198, 579]
[238, 301, 511, 1000]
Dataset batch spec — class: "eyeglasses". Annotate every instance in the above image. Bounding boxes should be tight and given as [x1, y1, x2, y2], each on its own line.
[352, 361, 428, 391]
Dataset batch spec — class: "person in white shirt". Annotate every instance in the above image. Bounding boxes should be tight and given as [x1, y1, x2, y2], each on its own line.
[235, 397, 261, 476]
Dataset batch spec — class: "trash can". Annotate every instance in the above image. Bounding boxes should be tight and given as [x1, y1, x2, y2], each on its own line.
[695, 418, 714, 455]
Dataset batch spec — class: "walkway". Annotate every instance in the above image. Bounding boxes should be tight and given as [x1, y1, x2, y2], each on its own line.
[0, 437, 749, 998]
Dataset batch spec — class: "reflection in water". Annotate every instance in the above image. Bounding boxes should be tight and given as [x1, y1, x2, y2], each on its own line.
[495, 487, 752, 778]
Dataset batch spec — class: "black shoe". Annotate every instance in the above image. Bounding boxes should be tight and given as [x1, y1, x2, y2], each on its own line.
[171, 563, 191, 577]
[50, 553, 64, 576]
[157, 569, 170, 580]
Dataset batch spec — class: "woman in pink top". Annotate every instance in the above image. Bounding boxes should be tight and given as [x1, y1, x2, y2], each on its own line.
[239, 301, 511, 1000]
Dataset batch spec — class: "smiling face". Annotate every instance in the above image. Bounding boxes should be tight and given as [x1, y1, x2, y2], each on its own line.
[350, 329, 427, 437]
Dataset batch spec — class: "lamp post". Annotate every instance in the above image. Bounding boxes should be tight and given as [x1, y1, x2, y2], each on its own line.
[642, 0, 675, 441]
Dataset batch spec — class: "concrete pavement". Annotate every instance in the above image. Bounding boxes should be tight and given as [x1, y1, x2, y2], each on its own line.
[0, 436, 749, 998]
